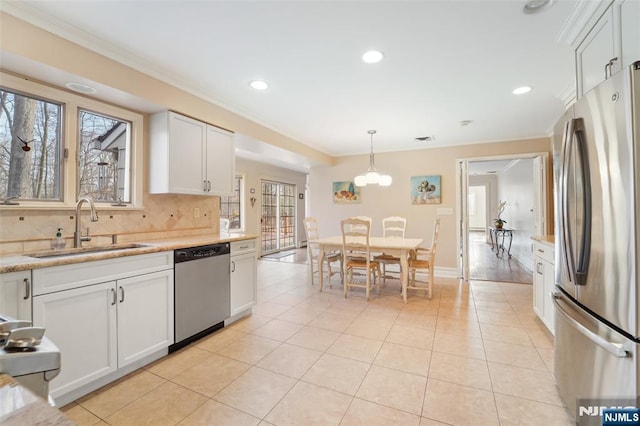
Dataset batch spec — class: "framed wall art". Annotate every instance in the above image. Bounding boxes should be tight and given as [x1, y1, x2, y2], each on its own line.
[411, 175, 441, 204]
[332, 181, 361, 204]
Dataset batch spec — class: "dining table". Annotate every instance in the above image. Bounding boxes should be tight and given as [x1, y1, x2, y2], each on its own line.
[311, 236, 424, 303]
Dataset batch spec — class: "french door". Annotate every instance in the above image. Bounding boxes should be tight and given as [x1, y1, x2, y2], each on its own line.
[261, 180, 296, 254]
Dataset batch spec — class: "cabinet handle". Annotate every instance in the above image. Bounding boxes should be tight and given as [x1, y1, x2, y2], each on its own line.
[119, 286, 125, 303]
[111, 288, 117, 305]
[604, 57, 619, 79]
[536, 262, 543, 275]
[231, 260, 235, 272]
[203, 180, 208, 192]
[23, 278, 30, 300]
[537, 248, 544, 253]
[207, 180, 212, 191]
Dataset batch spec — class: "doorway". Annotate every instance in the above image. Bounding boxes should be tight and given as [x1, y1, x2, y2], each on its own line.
[457, 153, 548, 282]
[260, 180, 297, 254]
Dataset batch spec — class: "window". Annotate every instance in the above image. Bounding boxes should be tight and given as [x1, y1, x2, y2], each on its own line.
[0, 88, 63, 200]
[0, 72, 143, 208]
[220, 176, 242, 230]
[78, 110, 131, 203]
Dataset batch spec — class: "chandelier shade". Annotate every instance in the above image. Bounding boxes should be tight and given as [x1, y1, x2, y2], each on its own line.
[354, 130, 392, 187]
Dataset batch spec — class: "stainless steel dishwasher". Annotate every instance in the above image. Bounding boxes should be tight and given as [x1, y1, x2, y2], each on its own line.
[171, 243, 230, 351]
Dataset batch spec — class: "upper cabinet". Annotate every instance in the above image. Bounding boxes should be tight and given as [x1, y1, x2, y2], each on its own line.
[575, 0, 640, 98]
[149, 111, 235, 196]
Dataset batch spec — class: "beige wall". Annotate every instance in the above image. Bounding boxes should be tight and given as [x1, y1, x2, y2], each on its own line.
[309, 138, 553, 273]
[234, 158, 307, 256]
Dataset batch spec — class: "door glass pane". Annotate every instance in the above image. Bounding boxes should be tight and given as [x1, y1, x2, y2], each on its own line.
[260, 180, 297, 253]
[0, 88, 62, 200]
[78, 109, 131, 203]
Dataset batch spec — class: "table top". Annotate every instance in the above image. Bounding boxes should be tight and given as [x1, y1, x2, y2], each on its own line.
[489, 227, 513, 232]
[311, 236, 424, 250]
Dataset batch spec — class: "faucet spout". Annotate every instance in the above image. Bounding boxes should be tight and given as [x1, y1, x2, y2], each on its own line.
[74, 196, 99, 248]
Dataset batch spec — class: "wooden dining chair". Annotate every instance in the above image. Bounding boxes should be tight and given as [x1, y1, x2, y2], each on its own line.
[374, 216, 407, 285]
[407, 218, 440, 299]
[303, 217, 343, 287]
[341, 217, 381, 301]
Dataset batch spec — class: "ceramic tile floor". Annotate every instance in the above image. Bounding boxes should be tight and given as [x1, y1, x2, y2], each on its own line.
[61, 260, 574, 426]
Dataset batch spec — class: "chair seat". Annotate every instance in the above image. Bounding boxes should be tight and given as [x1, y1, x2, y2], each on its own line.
[408, 259, 430, 268]
[346, 259, 380, 268]
[374, 253, 400, 262]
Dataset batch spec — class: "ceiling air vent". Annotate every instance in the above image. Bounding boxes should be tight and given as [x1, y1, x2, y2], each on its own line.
[415, 136, 433, 142]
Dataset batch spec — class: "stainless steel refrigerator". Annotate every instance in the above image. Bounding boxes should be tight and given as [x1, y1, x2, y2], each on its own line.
[552, 61, 640, 420]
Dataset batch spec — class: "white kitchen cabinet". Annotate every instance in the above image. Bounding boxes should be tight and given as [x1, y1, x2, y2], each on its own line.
[149, 111, 234, 196]
[117, 270, 174, 367]
[229, 239, 257, 321]
[33, 281, 118, 400]
[533, 241, 555, 334]
[31, 252, 174, 404]
[0, 270, 32, 321]
[575, 0, 640, 98]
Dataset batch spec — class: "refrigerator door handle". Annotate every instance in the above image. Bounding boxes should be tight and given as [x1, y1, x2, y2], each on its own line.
[552, 290, 628, 358]
[560, 119, 576, 284]
[573, 119, 592, 285]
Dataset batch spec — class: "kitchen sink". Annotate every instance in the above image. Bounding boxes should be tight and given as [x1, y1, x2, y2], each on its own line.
[26, 243, 151, 259]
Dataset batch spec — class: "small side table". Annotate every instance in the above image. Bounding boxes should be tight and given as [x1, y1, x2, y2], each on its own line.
[489, 227, 513, 258]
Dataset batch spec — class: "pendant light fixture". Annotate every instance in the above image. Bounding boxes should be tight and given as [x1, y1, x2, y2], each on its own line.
[354, 130, 392, 187]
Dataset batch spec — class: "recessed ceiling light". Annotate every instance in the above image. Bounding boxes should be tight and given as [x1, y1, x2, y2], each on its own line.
[523, 0, 553, 14]
[249, 80, 269, 90]
[362, 50, 384, 64]
[65, 82, 96, 94]
[513, 86, 532, 95]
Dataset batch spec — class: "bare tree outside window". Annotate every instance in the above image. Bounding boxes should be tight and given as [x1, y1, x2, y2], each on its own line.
[0, 89, 62, 200]
[78, 110, 130, 203]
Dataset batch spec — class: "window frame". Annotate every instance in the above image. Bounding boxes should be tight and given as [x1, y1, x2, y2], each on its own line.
[0, 71, 144, 210]
[220, 175, 244, 232]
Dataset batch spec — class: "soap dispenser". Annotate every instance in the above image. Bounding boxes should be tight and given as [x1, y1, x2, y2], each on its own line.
[51, 228, 66, 250]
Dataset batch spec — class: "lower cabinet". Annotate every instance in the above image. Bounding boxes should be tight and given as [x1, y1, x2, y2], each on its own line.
[0, 270, 32, 321]
[229, 239, 257, 320]
[533, 241, 555, 334]
[31, 252, 174, 403]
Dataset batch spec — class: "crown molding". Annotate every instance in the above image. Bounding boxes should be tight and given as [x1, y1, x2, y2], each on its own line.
[556, 0, 613, 47]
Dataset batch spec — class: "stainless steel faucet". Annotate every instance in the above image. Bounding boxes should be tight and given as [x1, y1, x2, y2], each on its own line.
[74, 196, 99, 248]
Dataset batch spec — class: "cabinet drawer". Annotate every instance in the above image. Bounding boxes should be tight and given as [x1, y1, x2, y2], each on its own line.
[231, 239, 257, 255]
[533, 242, 554, 264]
[33, 251, 173, 296]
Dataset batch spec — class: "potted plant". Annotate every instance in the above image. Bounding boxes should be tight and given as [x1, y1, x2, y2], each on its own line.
[494, 200, 507, 229]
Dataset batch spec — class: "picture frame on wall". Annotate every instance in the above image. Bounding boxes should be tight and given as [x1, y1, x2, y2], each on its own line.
[332, 181, 361, 204]
[411, 175, 441, 204]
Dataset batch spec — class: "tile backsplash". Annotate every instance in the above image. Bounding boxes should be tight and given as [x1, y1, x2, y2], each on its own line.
[0, 194, 220, 254]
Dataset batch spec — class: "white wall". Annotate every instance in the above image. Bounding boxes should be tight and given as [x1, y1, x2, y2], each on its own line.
[497, 159, 535, 271]
[468, 186, 487, 231]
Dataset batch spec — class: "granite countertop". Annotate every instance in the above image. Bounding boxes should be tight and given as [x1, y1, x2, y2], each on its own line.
[0, 374, 74, 425]
[0, 233, 259, 274]
[531, 235, 555, 246]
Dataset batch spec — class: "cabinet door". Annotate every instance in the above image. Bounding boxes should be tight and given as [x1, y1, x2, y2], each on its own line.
[33, 281, 117, 400]
[577, 7, 615, 97]
[206, 125, 234, 195]
[168, 112, 207, 195]
[533, 260, 545, 320]
[230, 252, 257, 316]
[0, 271, 32, 321]
[542, 259, 556, 334]
[117, 270, 174, 368]
[618, 0, 640, 69]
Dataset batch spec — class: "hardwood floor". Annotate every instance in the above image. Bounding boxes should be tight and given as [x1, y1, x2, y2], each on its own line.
[469, 230, 532, 284]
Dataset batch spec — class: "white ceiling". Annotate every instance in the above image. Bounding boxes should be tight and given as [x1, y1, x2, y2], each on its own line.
[2, 0, 579, 158]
